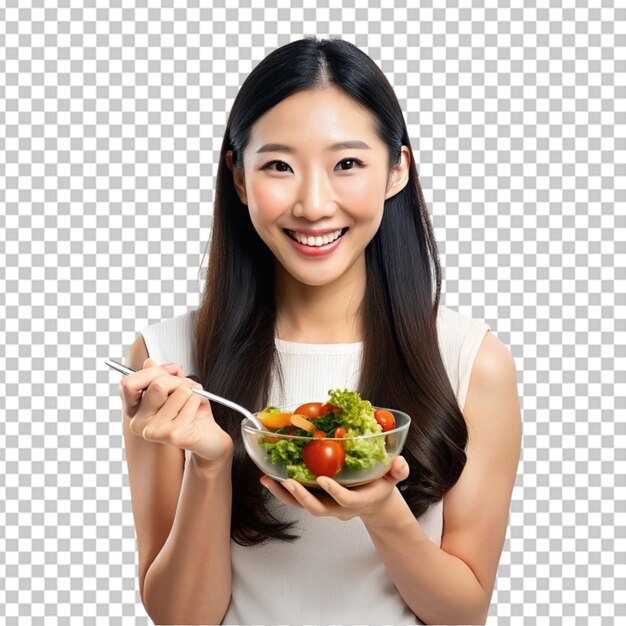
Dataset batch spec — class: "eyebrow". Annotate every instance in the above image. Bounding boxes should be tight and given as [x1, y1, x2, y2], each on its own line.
[255, 140, 372, 154]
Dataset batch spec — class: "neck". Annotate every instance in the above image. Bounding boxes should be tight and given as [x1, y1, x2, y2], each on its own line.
[274, 256, 366, 344]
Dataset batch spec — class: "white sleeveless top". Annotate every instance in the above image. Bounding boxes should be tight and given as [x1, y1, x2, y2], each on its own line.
[137, 305, 490, 625]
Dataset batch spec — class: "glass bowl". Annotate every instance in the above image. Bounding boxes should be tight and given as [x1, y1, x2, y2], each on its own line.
[241, 402, 411, 489]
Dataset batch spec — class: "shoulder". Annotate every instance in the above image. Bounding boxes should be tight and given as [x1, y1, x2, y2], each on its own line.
[465, 331, 518, 419]
[469, 330, 516, 386]
[463, 330, 521, 446]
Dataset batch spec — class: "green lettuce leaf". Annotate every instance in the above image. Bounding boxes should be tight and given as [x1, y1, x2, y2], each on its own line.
[327, 388, 382, 435]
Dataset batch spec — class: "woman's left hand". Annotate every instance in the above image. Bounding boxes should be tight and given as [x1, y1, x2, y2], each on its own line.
[260, 456, 410, 522]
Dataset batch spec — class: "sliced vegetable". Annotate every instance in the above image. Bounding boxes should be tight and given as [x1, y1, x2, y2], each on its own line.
[290, 413, 316, 433]
[302, 440, 346, 477]
[258, 410, 294, 429]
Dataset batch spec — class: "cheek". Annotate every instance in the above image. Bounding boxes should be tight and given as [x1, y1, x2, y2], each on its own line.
[341, 173, 387, 216]
[248, 179, 290, 220]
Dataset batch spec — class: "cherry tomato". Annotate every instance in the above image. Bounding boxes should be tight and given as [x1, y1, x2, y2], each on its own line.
[302, 440, 346, 477]
[312, 430, 327, 439]
[320, 403, 342, 416]
[293, 402, 324, 419]
[333, 426, 346, 439]
[374, 409, 396, 433]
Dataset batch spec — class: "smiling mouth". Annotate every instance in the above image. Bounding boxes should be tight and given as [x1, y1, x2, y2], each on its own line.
[284, 227, 349, 246]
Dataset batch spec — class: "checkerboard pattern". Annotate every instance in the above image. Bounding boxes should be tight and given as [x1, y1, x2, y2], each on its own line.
[0, 1, 622, 624]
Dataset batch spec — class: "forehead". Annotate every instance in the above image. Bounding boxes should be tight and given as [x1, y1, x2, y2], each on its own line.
[247, 87, 383, 151]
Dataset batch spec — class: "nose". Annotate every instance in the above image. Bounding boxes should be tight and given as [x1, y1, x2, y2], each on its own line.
[291, 167, 336, 221]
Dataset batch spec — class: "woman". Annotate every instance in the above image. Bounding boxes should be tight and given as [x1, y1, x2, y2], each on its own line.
[120, 36, 522, 625]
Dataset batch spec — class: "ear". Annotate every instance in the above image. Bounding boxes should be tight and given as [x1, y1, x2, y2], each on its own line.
[384, 145, 411, 201]
[225, 150, 248, 205]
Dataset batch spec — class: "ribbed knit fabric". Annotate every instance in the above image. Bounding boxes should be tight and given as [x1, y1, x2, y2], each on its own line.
[134, 305, 490, 625]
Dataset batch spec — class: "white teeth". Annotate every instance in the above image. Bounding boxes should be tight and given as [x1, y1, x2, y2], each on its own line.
[289, 228, 343, 246]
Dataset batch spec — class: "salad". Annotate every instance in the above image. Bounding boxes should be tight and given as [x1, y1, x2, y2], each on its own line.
[257, 388, 396, 482]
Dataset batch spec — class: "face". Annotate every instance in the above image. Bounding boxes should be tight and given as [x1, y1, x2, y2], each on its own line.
[226, 87, 410, 289]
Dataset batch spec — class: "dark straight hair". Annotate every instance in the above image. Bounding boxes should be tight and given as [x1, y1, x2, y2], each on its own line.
[193, 36, 468, 546]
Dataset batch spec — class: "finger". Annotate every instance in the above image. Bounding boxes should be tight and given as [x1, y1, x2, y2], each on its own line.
[150, 382, 195, 425]
[259, 477, 304, 509]
[314, 476, 362, 508]
[139, 373, 193, 416]
[188, 379, 215, 412]
[148, 358, 183, 373]
[385, 456, 410, 485]
[131, 381, 193, 437]
[155, 362, 187, 381]
[150, 376, 197, 423]
[143, 391, 202, 444]
[120, 359, 179, 413]
[278, 479, 334, 516]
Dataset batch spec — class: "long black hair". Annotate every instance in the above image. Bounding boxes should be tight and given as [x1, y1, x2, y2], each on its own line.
[194, 36, 468, 545]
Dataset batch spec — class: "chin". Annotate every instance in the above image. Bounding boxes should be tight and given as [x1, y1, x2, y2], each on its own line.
[291, 271, 342, 287]
[275, 262, 343, 287]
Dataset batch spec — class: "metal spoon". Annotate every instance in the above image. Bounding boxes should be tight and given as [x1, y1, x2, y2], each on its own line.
[105, 358, 266, 431]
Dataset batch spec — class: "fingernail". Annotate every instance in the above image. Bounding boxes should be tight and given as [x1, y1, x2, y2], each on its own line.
[162, 362, 181, 371]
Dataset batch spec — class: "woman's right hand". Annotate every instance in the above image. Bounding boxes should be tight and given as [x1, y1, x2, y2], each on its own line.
[120, 358, 234, 467]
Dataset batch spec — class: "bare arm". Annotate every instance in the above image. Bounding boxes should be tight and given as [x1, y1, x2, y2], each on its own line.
[361, 331, 522, 624]
[142, 454, 234, 625]
[122, 336, 234, 624]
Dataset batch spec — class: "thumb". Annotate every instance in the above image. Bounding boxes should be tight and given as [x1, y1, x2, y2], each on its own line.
[143, 358, 156, 369]
[390, 456, 410, 482]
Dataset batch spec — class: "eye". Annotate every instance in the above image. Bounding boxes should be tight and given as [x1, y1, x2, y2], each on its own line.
[262, 158, 365, 173]
[263, 160, 292, 173]
[336, 157, 365, 171]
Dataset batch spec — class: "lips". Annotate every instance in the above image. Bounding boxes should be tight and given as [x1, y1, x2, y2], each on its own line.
[283, 227, 349, 257]
[284, 227, 349, 246]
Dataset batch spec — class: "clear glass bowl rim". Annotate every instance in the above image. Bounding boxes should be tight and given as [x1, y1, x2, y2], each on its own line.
[241, 404, 411, 441]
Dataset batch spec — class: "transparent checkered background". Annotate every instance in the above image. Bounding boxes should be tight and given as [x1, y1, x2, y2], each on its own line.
[0, 1, 623, 624]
